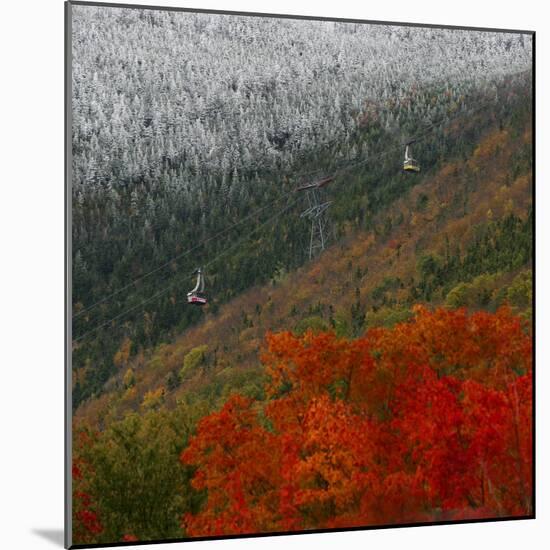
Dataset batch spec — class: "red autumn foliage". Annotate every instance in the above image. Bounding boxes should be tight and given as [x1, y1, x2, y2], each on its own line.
[73, 428, 104, 542]
[181, 306, 532, 536]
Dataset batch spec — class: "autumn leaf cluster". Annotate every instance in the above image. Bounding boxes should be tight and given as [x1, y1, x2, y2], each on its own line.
[181, 306, 532, 536]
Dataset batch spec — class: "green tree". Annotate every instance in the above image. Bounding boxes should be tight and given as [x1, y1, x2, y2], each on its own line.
[179, 345, 208, 381]
[294, 316, 329, 336]
[78, 405, 203, 542]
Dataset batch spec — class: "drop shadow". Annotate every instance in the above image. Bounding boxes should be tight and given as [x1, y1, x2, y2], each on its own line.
[32, 529, 65, 547]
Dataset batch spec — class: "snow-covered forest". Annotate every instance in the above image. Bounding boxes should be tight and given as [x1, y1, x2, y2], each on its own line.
[71, 5, 532, 407]
[72, 6, 530, 191]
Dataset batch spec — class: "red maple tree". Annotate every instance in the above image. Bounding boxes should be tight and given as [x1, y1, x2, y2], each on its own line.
[72, 428, 103, 542]
[181, 306, 532, 535]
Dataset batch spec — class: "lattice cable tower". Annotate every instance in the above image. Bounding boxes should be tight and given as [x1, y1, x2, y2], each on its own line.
[298, 177, 333, 260]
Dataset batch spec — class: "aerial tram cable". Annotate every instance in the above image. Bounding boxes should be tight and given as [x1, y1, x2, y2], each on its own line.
[291, 65, 529, 180]
[74, 146, 361, 321]
[73, 194, 300, 342]
[77, 91, 505, 322]
[289, 84, 526, 252]
[328, 89, 513, 178]
[74, 130, 368, 322]
[75, 144, 355, 321]
[74, 68, 530, 322]
[73, 186, 296, 319]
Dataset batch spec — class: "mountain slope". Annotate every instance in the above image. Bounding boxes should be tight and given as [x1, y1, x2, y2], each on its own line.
[75, 113, 532, 428]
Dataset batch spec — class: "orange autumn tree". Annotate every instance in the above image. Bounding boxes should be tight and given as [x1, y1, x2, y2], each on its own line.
[181, 306, 532, 536]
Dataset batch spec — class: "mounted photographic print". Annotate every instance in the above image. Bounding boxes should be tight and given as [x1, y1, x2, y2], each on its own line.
[65, 1, 534, 547]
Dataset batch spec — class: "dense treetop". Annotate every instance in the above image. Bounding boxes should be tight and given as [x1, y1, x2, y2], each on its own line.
[72, 6, 531, 190]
